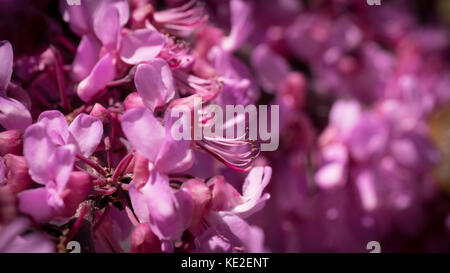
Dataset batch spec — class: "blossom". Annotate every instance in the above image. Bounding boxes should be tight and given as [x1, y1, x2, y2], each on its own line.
[0, 41, 32, 131]
[17, 111, 102, 222]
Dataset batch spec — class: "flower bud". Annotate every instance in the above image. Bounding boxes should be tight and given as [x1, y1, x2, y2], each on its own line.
[61, 172, 92, 218]
[3, 154, 32, 193]
[0, 186, 17, 224]
[207, 176, 242, 212]
[89, 103, 111, 122]
[182, 179, 212, 235]
[124, 92, 145, 111]
[0, 130, 23, 156]
[130, 223, 162, 253]
[278, 72, 307, 110]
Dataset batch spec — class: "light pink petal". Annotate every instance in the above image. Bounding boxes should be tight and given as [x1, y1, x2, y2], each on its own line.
[38, 110, 69, 145]
[0, 95, 32, 131]
[0, 41, 13, 92]
[130, 223, 162, 253]
[119, 29, 166, 65]
[93, 4, 120, 51]
[109, 0, 130, 26]
[23, 123, 55, 184]
[231, 167, 271, 218]
[47, 144, 76, 194]
[121, 107, 165, 161]
[0, 217, 30, 251]
[216, 212, 266, 253]
[68, 113, 103, 157]
[221, 0, 253, 51]
[135, 59, 176, 112]
[72, 34, 101, 81]
[5, 233, 55, 253]
[207, 176, 242, 212]
[128, 180, 150, 223]
[155, 114, 194, 174]
[330, 100, 361, 140]
[251, 44, 289, 93]
[356, 169, 378, 211]
[64, 1, 96, 36]
[315, 161, 347, 189]
[77, 52, 116, 102]
[139, 171, 193, 241]
[18, 188, 56, 223]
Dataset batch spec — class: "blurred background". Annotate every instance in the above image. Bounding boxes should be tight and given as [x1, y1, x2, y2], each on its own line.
[1, 0, 450, 252]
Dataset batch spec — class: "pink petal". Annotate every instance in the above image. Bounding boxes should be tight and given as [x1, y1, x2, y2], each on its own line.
[119, 29, 166, 65]
[232, 166, 271, 218]
[38, 110, 69, 146]
[72, 34, 101, 81]
[68, 113, 103, 157]
[132, 152, 150, 189]
[135, 171, 193, 241]
[130, 223, 162, 253]
[221, 0, 253, 52]
[315, 161, 346, 189]
[64, 1, 96, 36]
[109, 0, 130, 26]
[121, 107, 165, 161]
[0, 157, 5, 185]
[128, 180, 150, 223]
[93, 3, 120, 51]
[47, 144, 76, 194]
[0, 95, 32, 131]
[0, 41, 13, 92]
[61, 171, 92, 218]
[216, 212, 265, 253]
[77, 52, 116, 102]
[18, 188, 56, 223]
[135, 59, 176, 112]
[208, 176, 242, 212]
[251, 44, 289, 93]
[155, 114, 194, 174]
[23, 123, 55, 185]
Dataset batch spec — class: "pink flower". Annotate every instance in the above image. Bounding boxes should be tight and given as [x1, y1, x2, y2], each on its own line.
[122, 107, 195, 251]
[17, 111, 102, 222]
[0, 41, 32, 131]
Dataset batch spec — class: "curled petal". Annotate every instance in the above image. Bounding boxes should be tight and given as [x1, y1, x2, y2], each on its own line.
[232, 166, 271, 218]
[221, 0, 253, 52]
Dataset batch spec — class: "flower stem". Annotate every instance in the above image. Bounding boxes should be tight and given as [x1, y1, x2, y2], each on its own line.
[76, 154, 108, 177]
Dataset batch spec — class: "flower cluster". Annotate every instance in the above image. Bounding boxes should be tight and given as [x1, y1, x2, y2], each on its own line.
[0, 0, 450, 253]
